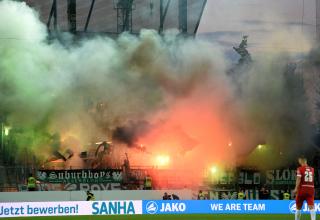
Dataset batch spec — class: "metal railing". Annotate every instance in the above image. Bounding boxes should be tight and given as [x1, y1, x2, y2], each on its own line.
[0, 166, 33, 191]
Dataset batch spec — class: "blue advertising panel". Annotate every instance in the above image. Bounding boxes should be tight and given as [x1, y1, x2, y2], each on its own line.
[2, 200, 320, 217]
[143, 200, 320, 215]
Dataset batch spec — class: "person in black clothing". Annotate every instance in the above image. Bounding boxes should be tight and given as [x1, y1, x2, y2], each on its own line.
[171, 194, 180, 200]
[86, 191, 95, 201]
[259, 186, 270, 199]
[163, 192, 171, 200]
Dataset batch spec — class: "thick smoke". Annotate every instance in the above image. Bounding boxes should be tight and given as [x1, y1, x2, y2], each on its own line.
[0, 0, 314, 176]
[112, 120, 151, 146]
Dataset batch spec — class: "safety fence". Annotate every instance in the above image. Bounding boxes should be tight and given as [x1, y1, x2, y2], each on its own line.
[0, 200, 319, 218]
[0, 166, 31, 192]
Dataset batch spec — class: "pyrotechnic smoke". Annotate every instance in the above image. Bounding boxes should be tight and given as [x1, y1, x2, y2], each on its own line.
[0, 0, 314, 180]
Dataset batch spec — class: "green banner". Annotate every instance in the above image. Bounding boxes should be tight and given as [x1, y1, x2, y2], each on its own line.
[37, 169, 123, 183]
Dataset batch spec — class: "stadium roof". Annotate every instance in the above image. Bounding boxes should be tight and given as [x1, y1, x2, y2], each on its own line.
[25, 0, 207, 37]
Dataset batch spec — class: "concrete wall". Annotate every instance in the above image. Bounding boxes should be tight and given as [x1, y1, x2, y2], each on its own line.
[0, 190, 192, 202]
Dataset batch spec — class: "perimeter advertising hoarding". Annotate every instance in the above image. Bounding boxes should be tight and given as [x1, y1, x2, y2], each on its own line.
[142, 200, 320, 215]
[1, 200, 320, 217]
[0, 201, 142, 218]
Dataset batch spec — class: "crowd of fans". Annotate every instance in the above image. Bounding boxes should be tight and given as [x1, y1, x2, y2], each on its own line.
[196, 185, 297, 200]
[162, 192, 180, 200]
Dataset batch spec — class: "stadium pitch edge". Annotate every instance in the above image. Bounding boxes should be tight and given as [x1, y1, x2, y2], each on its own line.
[0, 214, 310, 220]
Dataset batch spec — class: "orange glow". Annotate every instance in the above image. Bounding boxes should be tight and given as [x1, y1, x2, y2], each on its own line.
[155, 155, 170, 167]
[210, 166, 218, 174]
[134, 83, 255, 187]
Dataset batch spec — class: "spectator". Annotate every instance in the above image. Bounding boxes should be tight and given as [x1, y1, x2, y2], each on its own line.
[27, 173, 37, 191]
[259, 185, 270, 200]
[237, 189, 245, 200]
[198, 190, 206, 200]
[163, 192, 171, 200]
[172, 194, 180, 200]
[283, 190, 290, 200]
[86, 191, 95, 201]
[144, 175, 152, 190]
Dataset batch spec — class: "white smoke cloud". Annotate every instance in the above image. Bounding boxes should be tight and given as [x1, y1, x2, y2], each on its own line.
[0, 0, 314, 174]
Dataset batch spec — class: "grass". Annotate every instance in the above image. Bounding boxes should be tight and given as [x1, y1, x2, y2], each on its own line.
[0, 214, 312, 220]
